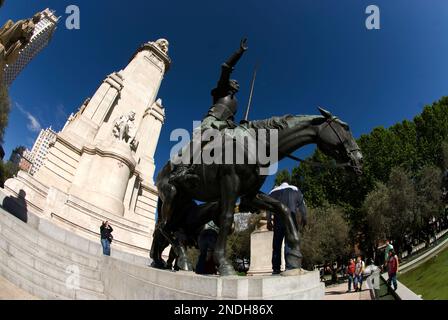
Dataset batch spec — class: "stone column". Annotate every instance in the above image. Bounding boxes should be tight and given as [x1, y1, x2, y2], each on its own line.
[62, 73, 124, 145]
[134, 98, 165, 184]
[83, 73, 124, 125]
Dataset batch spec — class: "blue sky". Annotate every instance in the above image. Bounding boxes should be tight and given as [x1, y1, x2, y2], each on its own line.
[1, 0, 448, 192]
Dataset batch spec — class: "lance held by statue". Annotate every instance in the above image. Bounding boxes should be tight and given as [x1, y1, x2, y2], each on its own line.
[150, 39, 364, 276]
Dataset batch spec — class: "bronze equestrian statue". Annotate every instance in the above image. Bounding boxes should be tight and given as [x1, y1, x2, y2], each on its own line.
[150, 40, 363, 276]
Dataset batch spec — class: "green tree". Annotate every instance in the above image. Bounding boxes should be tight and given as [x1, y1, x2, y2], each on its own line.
[301, 205, 351, 269]
[274, 169, 291, 186]
[363, 182, 391, 258]
[386, 167, 418, 251]
[414, 97, 448, 168]
[0, 160, 18, 187]
[415, 165, 443, 226]
[441, 140, 448, 169]
[226, 214, 261, 271]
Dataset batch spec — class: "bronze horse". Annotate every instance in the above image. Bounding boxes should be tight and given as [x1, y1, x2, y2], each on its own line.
[151, 108, 363, 276]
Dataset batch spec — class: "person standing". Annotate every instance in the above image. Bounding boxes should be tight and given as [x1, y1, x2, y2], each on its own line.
[267, 179, 307, 274]
[387, 250, 399, 291]
[354, 256, 365, 292]
[346, 258, 356, 292]
[384, 240, 394, 270]
[196, 221, 219, 275]
[100, 221, 113, 256]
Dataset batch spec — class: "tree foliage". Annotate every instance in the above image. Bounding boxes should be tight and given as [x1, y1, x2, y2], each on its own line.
[274, 169, 291, 186]
[301, 205, 351, 269]
[226, 214, 261, 268]
[362, 165, 444, 255]
[0, 160, 19, 187]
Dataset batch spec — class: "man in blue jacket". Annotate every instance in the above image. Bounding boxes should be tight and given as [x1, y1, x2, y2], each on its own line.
[267, 178, 307, 274]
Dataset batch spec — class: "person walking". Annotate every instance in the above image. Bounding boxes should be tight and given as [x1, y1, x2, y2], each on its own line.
[346, 258, 356, 292]
[387, 250, 399, 291]
[354, 256, 365, 292]
[267, 178, 307, 274]
[100, 221, 113, 256]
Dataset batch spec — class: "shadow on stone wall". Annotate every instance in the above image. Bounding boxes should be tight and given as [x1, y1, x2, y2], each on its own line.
[2, 189, 28, 223]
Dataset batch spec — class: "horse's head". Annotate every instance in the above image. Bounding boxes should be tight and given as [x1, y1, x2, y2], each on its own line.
[315, 107, 363, 175]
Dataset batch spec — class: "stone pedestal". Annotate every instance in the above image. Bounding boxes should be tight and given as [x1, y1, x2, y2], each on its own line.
[247, 220, 284, 276]
[103, 261, 325, 300]
[70, 140, 136, 216]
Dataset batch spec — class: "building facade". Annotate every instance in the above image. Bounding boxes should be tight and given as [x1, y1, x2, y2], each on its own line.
[3, 8, 58, 86]
[26, 127, 57, 175]
[8, 146, 25, 166]
[18, 150, 32, 173]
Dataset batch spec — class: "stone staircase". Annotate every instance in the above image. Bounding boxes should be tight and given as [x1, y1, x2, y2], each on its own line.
[0, 202, 106, 299]
[0, 190, 325, 300]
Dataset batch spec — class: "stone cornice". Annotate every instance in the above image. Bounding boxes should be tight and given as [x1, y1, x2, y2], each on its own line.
[56, 133, 82, 156]
[82, 144, 137, 171]
[148, 108, 165, 123]
[144, 100, 165, 123]
[104, 72, 124, 91]
[130, 42, 171, 72]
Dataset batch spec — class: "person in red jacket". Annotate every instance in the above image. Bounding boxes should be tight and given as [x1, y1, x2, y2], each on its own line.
[346, 258, 356, 292]
[387, 250, 399, 291]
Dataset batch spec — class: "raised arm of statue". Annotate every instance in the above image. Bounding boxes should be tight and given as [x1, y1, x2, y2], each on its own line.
[217, 38, 248, 86]
[225, 38, 248, 68]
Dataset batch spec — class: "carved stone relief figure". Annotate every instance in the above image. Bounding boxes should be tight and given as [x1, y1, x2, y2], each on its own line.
[113, 110, 138, 150]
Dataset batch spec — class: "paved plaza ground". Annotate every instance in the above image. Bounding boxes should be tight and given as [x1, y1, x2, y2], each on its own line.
[324, 282, 372, 300]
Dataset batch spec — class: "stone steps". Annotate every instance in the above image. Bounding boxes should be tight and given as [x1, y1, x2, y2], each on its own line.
[0, 209, 102, 273]
[0, 231, 104, 291]
[0, 256, 66, 299]
[0, 208, 106, 299]
[0, 247, 106, 299]
[0, 191, 325, 300]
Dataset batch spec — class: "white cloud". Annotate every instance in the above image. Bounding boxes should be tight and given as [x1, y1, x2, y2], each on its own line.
[26, 113, 41, 132]
[15, 102, 42, 133]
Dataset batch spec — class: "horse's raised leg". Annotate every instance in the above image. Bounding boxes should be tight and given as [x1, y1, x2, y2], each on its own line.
[214, 167, 239, 276]
[243, 193, 303, 270]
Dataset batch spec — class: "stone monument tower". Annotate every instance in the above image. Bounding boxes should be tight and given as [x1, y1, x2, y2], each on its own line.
[5, 39, 171, 256]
